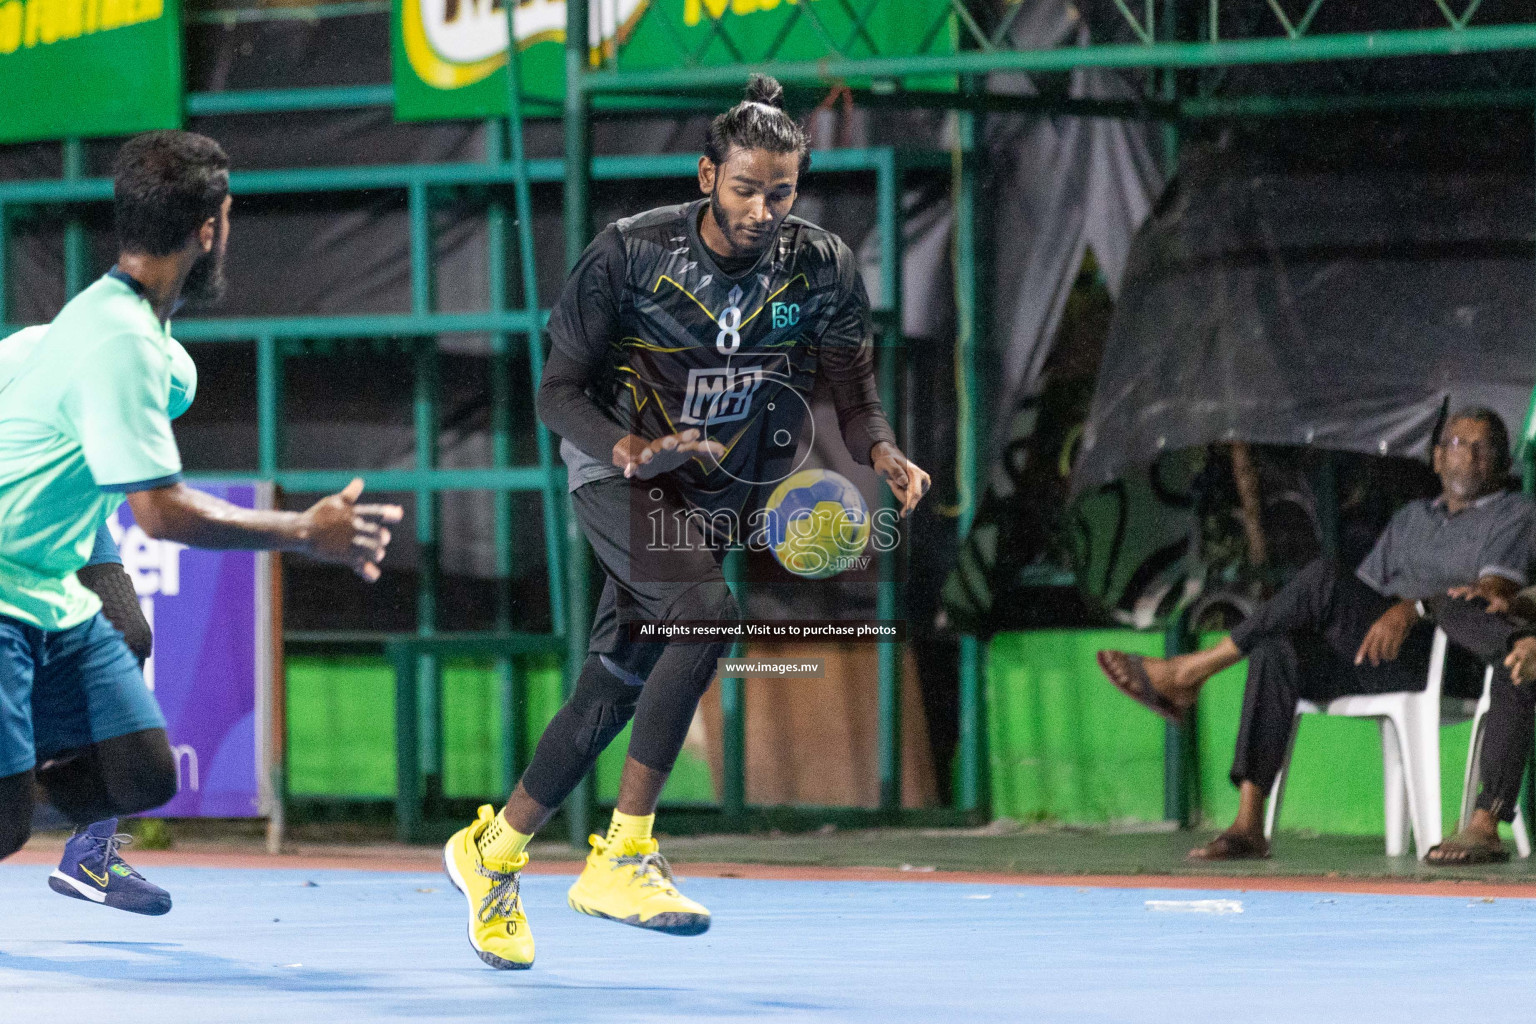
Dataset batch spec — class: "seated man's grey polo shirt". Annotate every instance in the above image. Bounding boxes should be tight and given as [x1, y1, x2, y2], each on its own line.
[1357, 489, 1534, 601]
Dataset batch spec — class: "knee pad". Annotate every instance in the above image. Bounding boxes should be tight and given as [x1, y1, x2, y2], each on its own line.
[103, 732, 178, 814]
[35, 747, 114, 823]
[39, 730, 178, 821]
[520, 657, 641, 808]
[567, 662, 643, 757]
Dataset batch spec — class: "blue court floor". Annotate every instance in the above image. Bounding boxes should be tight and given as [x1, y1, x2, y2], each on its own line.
[2, 864, 1534, 1023]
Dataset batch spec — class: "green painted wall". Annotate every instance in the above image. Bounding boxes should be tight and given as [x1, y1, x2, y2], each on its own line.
[284, 656, 715, 806]
[988, 629, 1513, 840]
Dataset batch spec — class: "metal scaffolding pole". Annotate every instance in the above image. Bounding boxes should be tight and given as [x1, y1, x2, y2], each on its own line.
[407, 181, 443, 813]
[1157, 0, 1199, 829]
[485, 118, 520, 790]
[875, 150, 904, 815]
[559, 0, 594, 847]
[580, 24, 1536, 94]
[62, 138, 86, 299]
[954, 99, 985, 816]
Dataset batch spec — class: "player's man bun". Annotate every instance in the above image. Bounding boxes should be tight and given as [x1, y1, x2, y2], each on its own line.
[705, 74, 809, 174]
[744, 72, 785, 109]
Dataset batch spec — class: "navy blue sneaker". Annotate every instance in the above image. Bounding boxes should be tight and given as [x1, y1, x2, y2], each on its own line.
[48, 819, 172, 916]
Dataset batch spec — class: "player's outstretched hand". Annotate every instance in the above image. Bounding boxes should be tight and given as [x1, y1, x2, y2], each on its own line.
[300, 477, 405, 582]
[613, 430, 725, 481]
[872, 441, 930, 518]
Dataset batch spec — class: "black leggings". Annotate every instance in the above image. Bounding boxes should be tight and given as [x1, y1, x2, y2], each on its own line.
[518, 477, 738, 809]
[0, 727, 178, 860]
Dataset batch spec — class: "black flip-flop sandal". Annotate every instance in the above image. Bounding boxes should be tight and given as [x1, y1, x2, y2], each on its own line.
[1425, 838, 1511, 866]
[1187, 832, 1271, 861]
[1096, 651, 1187, 726]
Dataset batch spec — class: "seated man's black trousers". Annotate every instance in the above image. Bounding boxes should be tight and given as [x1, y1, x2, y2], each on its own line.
[1425, 595, 1534, 822]
[1226, 558, 1482, 793]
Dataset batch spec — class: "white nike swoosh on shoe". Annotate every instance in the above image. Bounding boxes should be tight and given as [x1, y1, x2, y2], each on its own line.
[51, 869, 107, 903]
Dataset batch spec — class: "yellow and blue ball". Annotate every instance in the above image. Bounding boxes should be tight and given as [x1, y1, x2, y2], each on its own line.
[764, 469, 870, 580]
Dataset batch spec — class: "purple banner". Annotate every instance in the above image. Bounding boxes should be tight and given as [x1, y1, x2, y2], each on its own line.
[111, 482, 266, 818]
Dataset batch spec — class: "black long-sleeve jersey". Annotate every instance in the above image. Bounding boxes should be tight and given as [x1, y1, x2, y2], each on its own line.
[538, 198, 897, 513]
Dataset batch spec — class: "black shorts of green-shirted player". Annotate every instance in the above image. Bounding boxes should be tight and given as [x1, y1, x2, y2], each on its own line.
[0, 131, 403, 866]
[443, 74, 931, 967]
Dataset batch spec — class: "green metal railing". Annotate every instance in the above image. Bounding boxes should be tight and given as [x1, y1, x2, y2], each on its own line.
[570, 0, 1536, 826]
[0, 67, 948, 830]
[11, 0, 1536, 832]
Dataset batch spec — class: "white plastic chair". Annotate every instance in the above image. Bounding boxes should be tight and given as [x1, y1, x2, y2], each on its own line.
[1264, 627, 1530, 860]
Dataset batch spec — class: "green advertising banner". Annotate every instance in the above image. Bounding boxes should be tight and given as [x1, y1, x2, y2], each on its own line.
[0, 0, 182, 143]
[393, 0, 955, 122]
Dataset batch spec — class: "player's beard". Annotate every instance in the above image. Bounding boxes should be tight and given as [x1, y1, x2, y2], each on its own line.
[180, 218, 228, 309]
[709, 185, 771, 257]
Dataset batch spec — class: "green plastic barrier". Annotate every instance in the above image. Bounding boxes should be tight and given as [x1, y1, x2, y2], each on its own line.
[285, 656, 715, 806]
[989, 629, 1497, 838]
[986, 630, 1167, 825]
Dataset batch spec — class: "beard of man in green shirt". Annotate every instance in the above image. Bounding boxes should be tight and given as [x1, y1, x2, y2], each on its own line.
[0, 130, 404, 872]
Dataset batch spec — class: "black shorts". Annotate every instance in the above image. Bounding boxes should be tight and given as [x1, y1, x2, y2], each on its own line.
[574, 476, 734, 673]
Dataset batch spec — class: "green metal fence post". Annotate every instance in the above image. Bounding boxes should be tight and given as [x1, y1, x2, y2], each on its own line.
[501, 5, 568, 641]
[501, 658, 527, 792]
[954, 100, 986, 816]
[255, 334, 283, 476]
[560, 0, 594, 848]
[875, 148, 904, 815]
[1157, 0, 1198, 827]
[485, 119, 520, 780]
[414, 333, 443, 815]
[408, 182, 442, 819]
[62, 139, 86, 299]
[392, 641, 422, 843]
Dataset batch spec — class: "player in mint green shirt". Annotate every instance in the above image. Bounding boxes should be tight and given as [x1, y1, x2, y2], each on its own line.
[2, 321, 195, 914]
[0, 131, 404, 879]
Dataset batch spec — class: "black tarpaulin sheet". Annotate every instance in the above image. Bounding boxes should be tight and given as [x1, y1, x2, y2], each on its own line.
[1073, 116, 1536, 495]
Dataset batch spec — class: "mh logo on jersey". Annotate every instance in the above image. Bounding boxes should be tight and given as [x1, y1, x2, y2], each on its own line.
[772, 302, 800, 328]
[680, 367, 764, 425]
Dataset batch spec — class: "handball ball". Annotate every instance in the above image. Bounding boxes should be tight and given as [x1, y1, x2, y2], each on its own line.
[765, 469, 870, 580]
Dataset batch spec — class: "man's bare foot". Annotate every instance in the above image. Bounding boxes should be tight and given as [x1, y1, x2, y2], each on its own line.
[1425, 825, 1509, 865]
[1096, 651, 1196, 719]
[1187, 829, 1270, 861]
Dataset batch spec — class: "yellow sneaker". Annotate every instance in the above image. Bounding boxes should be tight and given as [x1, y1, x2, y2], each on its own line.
[566, 833, 710, 936]
[443, 805, 535, 969]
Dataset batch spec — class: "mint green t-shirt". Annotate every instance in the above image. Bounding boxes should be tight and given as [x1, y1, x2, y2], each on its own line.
[0, 275, 183, 630]
[1, 325, 197, 418]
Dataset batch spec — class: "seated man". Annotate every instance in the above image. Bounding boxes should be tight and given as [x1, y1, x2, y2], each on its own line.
[1096, 408, 1531, 860]
[1421, 583, 1536, 864]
